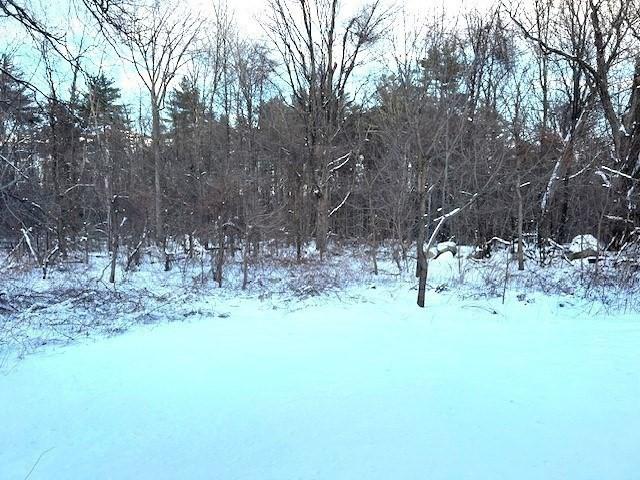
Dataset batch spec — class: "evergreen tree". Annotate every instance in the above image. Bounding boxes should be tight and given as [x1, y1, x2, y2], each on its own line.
[0, 56, 42, 238]
[0, 55, 38, 143]
[168, 76, 204, 135]
[81, 73, 126, 128]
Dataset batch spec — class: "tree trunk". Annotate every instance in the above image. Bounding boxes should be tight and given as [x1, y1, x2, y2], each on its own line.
[315, 184, 329, 256]
[416, 161, 428, 308]
[109, 200, 118, 284]
[242, 232, 250, 290]
[516, 166, 525, 271]
[152, 97, 163, 242]
[369, 197, 378, 275]
[215, 227, 224, 288]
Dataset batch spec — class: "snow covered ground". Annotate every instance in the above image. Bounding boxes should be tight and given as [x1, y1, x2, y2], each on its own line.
[1, 245, 640, 478]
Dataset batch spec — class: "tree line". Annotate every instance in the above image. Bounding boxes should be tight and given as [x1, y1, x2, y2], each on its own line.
[1, 0, 640, 304]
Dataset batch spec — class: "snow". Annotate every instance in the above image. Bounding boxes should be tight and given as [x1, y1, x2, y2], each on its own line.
[1, 246, 640, 478]
[595, 170, 612, 188]
[569, 234, 600, 254]
[620, 124, 629, 136]
[436, 240, 456, 254]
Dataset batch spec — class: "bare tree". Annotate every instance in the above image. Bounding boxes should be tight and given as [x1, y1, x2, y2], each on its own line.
[120, 0, 201, 248]
[507, 0, 640, 222]
[264, 0, 388, 256]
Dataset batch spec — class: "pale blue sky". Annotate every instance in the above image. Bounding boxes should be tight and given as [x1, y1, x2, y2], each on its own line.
[1, 0, 493, 115]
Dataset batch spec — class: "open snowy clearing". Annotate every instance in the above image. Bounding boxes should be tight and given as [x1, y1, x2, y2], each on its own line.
[2, 283, 639, 480]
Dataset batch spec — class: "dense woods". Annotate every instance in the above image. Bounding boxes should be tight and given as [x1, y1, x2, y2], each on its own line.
[2, 0, 640, 304]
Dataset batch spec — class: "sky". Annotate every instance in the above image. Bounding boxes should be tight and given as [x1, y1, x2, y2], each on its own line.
[187, 0, 494, 34]
[1, 0, 494, 113]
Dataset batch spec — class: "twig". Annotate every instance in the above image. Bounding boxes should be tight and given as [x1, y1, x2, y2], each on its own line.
[24, 446, 55, 480]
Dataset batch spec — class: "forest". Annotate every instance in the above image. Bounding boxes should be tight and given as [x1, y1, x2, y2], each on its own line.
[2, 2, 640, 478]
[2, 0, 640, 306]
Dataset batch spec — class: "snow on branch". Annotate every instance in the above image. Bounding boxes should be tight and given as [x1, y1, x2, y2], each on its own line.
[20, 228, 38, 263]
[328, 151, 352, 173]
[541, 160, 561, 211]
[425, 194, 478, 254]
[600, 165, 638, 182]
[0, 153, 29, 180]
[431, 194, 477, 223]
[328, 191, 351, 217]
[568, 165, 590, 180]
[432, 207, 460, 223]
[63, 184, 95, 195]
[595, 170, 611, 187]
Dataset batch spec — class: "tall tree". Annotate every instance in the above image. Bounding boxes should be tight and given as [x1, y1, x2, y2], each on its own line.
[120, 0, 201, 246]
[265, 0, 388, 256]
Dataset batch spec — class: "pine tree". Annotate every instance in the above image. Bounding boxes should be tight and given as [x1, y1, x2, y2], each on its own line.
[0, 56, 41, 239]
[0, 55, 38, 144]
[168, 76, 204, 136]
[81, 73, 126, 128]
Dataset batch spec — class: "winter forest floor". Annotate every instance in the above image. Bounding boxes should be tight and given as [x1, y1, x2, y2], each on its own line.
[1, 244, 640, 479]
